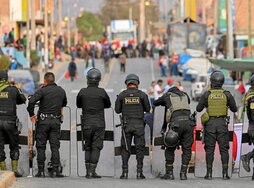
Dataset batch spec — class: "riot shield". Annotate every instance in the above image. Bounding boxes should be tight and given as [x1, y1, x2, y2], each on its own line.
[194, 110, 234, 178]
[151, 106, 182, 177]
[239, 112, 254, 177]
[3, 104, 30, 176]
[114, 117, 151, 179]
[76, 107, 115, 177]
[32, 106, 71, 177]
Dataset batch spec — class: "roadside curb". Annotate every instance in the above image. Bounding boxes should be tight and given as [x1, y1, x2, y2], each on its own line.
[0, 171, 16, 188]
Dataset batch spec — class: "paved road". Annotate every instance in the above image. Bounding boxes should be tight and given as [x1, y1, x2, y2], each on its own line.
[11, 58, 253, 188]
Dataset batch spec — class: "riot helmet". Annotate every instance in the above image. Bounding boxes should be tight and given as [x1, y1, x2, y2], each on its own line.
[210, 71, 225, 88]
[87, 68, 101, 85]
[249, 74, 254, 87]
[125, 74, 140, 86]
[164, 127, 179, 148]
[0, 70, 8, 81]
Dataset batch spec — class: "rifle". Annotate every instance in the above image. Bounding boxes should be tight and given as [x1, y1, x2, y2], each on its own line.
[116, 115, 128, 152]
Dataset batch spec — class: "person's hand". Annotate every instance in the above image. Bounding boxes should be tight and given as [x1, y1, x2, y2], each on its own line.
[30, 115, 37, 124]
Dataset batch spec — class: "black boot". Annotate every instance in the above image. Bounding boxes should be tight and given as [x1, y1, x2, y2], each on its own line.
[120, 165, 128, 179]
[50, 166, 64, 178]
[222, 165, 230, 180]
[180, 165, 188, 180]
[204, 167, 212, 180]
[137, 165, 145, 179]
[161, 164, 174, 180]
[90, 163, 101, 178]
[241, 154, 252, 172]
[85, 163, 91, 179]
[11, 160, 22, 178]
[35, 165, 45, 178]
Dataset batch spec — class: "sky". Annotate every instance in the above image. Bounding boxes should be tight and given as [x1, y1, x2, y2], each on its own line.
[60, 0, 175, 20]
[62, 0, 105, 18]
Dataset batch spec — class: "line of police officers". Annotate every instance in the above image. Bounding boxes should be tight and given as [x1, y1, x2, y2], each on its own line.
[0, 68, 254, 181]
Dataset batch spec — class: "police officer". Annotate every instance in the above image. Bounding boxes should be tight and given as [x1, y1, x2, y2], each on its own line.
[196, 71, 237, 180]
[241, 74, 254, 180]
[154, 86, 194, 180]
[76, 68, 111, 179]
[115, 74, 150, 179]
[27, 72, 67, 178]
[0, 70, 26, 177]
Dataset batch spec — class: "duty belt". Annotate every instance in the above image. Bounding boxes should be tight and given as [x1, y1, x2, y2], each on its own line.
[39, 113, 61, 121]
[209, 116, 227, 119]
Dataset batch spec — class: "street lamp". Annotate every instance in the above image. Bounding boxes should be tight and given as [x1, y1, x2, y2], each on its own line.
[145, 1, 150, 6]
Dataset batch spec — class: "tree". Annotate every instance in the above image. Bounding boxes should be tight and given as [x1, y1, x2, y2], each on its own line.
[76, 11, 104, 41]
[98, 0, 159, 27]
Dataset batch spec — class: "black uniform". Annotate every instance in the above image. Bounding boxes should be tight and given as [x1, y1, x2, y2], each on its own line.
[196, 87, 237, 170]
[76, 86, 111, 165]
[154, 87, 193, 179]
[115, 87, 150, 173]
[27, 83, 67, 170]
[0, 83, 26, 162]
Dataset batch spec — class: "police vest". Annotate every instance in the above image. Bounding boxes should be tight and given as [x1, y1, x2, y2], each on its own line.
[207, 89, 227, 117]
[166, 92, 190, 123]
[0, 83, 15, 117]
[244, 89, 254, 122]
[121, 90, 144, 119]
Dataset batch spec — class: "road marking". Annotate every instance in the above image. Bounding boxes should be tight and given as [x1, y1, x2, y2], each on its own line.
[56, 72, 65, 85]
[150, 59, 155, 81]
[100, 58, 116, 88]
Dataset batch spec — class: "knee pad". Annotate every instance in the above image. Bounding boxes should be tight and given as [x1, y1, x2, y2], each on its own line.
[10, 151, 19, 160]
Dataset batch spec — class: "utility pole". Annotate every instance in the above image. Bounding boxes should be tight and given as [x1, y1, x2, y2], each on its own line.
[202, 0, 206, 24]
[129, 7, 133, 20]
[226, 0, 234, 59]
[26, 0, 30, 68]
[213, 0, 218, 57]
[31, 0, 36, 50]
[44, 0, 49, 71]
[248, 0, 253, 58]
[139, 0, 145, 43]
[57, 0, 62, 38]
[50, 0, 54, 61]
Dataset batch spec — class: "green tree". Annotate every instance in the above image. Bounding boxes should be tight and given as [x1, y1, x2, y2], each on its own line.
[76, 11, 104, 41]
[0, 55, 10, 70]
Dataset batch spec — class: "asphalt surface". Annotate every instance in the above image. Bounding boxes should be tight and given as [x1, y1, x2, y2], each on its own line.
[10, 58, 253, 187]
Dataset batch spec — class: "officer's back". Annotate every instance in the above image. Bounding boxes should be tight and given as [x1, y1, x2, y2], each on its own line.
[0, 71, 26, 120]
[76, 68, 111, 127]
[27, 72, 67, 117]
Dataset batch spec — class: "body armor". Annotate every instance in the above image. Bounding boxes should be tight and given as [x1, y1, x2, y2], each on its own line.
[245, 89, 254, 122]
[0, 83, 15, 118]
[166, 93, 190, 123]
[207, 89, 227, 117]
[121, 90, 144, 119]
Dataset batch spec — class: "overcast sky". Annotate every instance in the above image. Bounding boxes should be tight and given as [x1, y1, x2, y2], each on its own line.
[62, 0, 104, 18]
[60, 0, 175, 19]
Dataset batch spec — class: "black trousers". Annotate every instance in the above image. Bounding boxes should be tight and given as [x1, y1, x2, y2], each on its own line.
[120, 63, 125, 73]
[165, 119, 194, 166]
[121, 122, 145, 167]
[204, 117, 229, 167]
[245, 122, 254, 162]
[0, 120, 19, 161]
[83, 126, 105, 164]
[35, 118, 61, 167]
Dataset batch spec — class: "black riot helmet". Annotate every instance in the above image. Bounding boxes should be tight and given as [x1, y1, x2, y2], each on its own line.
[163, 127, 179, 148]
[125, 74, 140, 86]
[0, 70, 8, 81]
[249, 74, 254, 87]
[87, 68, 101, 85]
[210, 71, 225, 88]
